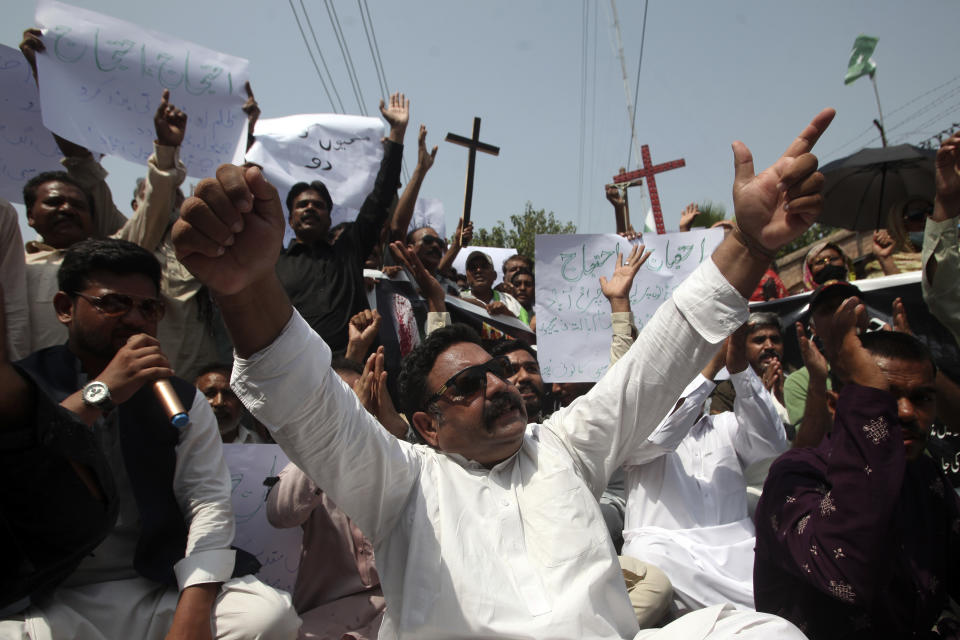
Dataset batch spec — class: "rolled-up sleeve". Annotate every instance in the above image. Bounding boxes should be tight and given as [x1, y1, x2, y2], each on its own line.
[172, 394, 236, 590]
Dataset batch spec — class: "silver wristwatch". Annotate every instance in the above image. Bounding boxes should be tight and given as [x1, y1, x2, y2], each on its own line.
[81, 380, 115, 412]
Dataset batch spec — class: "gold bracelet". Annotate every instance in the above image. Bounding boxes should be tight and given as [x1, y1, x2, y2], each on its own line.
[731, 223, 777, 261]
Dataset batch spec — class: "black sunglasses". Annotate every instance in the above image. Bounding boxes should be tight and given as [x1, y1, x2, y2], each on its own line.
[75, 292, 166, 322]
[424, 356, 511, 407]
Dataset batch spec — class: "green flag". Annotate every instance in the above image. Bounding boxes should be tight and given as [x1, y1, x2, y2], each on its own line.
[844, 35, 878, 85]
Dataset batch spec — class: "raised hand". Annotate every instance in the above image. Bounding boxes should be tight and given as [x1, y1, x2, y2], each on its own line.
[451, 217, 473, 248]
[599, 243, 651, 312]
[872, 229, 896, 259]
[19, 28, 43, 80]
[172, 165, 285, 296]
[379, 92, 409, 144]
[934, 132, 960, 221]
[678, 203, 701, 232]
[241, 81, 261, 126]
[795, 322, 828, 382]
[346, 309, 381, 364]
[154, 89, 187, 147]
[762, 358, 785, 402]
[417, 125, 438, 172]
[891, 297, 913, 335]
[352, 353, 379, 415]
[725, 324, 750, 374]
[390, 241, 445, 311]
[732, 108, 836, 252]
[822, 297, 887, 390]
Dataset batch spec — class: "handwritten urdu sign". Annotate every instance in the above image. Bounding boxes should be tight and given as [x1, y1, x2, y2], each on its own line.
[34, 0, 249, 178]
[0, 44, 63, 203]
[245, 113, 385, 245]
[222, 444, 302, 594]
[535, 229, 723, 382]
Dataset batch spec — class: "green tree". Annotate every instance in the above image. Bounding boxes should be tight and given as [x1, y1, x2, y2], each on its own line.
[689, 200, 728, 229]
[456, 202, 577, 258]
[775, 222, 837, 259]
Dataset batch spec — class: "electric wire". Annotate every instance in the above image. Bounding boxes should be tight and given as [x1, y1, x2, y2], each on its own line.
[287, 0, 338, 112]
[625, 0, 649, 170]
[299, 0, 346, 113]
[823, 75, 960, 158]
[577, 0, 588, 219]
[358, 0, 389, 102]
[324, 0, 368, 115]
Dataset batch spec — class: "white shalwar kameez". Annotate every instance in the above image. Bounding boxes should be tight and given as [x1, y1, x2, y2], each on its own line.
[232, 259, 805, 639]
[622, 367, 789, 613]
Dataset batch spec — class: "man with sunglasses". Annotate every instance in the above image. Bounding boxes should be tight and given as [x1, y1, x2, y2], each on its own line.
[4, 239, 299, 639]
[173, 108, 836, 638]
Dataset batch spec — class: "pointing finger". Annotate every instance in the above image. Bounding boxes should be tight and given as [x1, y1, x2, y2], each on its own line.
[781, 108, 836, 159]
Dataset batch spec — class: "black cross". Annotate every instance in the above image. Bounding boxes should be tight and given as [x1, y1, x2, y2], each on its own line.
[445, 117, 499, 240]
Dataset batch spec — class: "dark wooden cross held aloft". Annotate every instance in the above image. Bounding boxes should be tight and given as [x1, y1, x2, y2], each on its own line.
[613, 145, 685, 234]
[446, 117, 500, 239]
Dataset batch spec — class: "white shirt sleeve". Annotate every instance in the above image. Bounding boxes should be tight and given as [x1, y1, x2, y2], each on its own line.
[725, 367, 790, 468]
[231, 311, 423, 545]
[172, 393, 237, 590]
[622, 374, 716, 466]
[540, 257, 748, 497]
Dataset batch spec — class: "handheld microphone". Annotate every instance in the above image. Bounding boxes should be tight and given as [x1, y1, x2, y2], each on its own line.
[153, 379, 189, 428]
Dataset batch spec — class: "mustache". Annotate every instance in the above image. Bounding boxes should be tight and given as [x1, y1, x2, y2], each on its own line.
[759, 349, 780, 361]
[483, 390, 524, 429]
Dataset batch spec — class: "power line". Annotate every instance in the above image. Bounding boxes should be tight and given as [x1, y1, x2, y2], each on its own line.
[823, 75, 960, 158]
[577, 0, 589, 218]
[358, 0, 389, 102]
[626, 0, 649, 170]
[299, 0, 346, 113]
[586, 0, 599, 227]
[324, 0, 368, 115]
[287, 0, 338, 112]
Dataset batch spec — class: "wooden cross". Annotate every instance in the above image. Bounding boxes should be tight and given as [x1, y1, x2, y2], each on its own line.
[613, 145, 685, 234]
[445, 117, 500, 241]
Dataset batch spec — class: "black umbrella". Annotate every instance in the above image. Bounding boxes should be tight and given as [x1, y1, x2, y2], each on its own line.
[818, 144, 936, 231]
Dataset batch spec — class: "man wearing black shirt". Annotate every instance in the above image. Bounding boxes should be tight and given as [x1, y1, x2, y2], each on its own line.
[275, 92, 409, 352]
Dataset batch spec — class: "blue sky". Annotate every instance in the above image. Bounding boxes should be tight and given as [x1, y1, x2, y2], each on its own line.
[4, 0, 958, 243]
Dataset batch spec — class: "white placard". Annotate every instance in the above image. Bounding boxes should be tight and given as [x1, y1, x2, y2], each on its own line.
[0, 44, 63, 203]
[535, 230, 723, 382]
[222, 444, 302, 594]
[451, 245, 519, 287]
[34, 0, 249, 178]
[246, 113, 385, 246]
[408, 196, 445, 240]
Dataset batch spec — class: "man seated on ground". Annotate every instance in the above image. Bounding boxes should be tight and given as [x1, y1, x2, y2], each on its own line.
[620, 325, 788, 614]
[754, 298, 959, 639]
[1, 239, 299, 639]
[461, 250, 528, 322]
[266, 357, 389, 640]
[275, 93, 408, 354]
[172, 107, 835, 638]
[195, 363, 264, 444]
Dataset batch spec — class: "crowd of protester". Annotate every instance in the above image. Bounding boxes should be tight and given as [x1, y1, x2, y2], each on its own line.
[3, 23, 960, 640]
